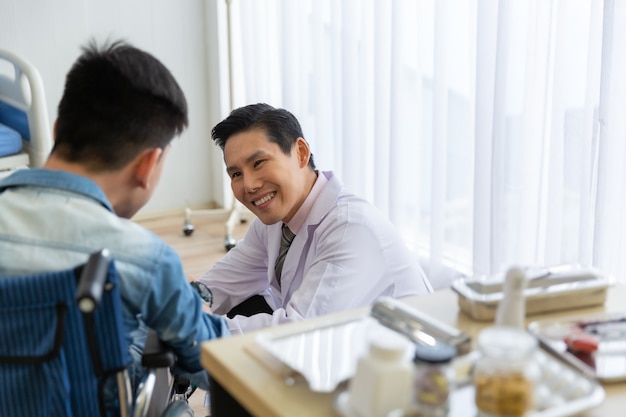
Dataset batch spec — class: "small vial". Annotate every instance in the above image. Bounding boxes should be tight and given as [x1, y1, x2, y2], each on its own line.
[412, 341, 456, 417]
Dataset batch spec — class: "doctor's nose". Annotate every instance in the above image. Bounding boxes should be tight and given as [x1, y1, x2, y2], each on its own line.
[243, 173, 261, 193]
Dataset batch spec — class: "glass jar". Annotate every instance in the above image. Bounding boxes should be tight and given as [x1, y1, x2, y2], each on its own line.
[412, 341, 456, 417]
[473, 326, 539, 417]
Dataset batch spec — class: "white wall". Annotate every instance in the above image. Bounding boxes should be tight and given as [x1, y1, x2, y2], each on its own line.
[0, 0, 230, 215]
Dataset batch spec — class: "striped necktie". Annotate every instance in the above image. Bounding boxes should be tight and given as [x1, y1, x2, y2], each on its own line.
[275, 224, 296, 286]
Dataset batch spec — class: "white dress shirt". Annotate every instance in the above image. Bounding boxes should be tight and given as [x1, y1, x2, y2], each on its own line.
[199, 170, 433, 334]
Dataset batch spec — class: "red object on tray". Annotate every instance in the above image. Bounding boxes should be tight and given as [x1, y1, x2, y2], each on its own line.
[564, 331, 599, 353]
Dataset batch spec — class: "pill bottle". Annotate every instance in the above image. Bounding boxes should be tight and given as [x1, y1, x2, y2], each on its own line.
[412, 341, 456, 417]
[348, 329, 413, 417]
[473, 326, 539, 417]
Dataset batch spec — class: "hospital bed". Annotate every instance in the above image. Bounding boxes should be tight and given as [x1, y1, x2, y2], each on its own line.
[0, 49, 52, 173]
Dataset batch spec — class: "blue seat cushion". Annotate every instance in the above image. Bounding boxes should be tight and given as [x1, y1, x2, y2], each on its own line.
[0, 122, 22, 157]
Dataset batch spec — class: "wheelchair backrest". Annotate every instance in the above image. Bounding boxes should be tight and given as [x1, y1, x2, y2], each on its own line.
[0, 249, 131, 417]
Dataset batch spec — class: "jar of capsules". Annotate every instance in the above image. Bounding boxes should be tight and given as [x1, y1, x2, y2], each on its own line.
[474, 326, 539, 417]
[412, 341, 456, 416]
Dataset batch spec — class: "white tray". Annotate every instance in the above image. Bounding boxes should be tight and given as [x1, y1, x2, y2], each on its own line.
[334, 348, 605, 417]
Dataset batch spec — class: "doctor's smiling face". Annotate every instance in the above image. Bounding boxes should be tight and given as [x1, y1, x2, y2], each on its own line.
[224, 128, 315, 225]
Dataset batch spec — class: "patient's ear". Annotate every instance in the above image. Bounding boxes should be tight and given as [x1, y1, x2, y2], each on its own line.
[134, 148, 163, 189]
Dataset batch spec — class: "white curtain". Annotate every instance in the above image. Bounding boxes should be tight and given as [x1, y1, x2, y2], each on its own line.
[225, 0, 626, 288]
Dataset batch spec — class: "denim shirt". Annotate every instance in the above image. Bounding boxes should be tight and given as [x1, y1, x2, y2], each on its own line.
[0, 169, 229, 389]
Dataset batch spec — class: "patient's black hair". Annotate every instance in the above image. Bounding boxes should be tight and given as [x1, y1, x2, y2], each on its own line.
[53, 39, 188, 171]
[211, 103, 316, 170]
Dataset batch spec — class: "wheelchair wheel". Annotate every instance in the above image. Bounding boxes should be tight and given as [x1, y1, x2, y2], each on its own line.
[161, 399, 194, 417]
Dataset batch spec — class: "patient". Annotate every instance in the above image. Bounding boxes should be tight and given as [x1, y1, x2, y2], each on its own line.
[198, 103, 433, 334]
[0, 39, 228, 391]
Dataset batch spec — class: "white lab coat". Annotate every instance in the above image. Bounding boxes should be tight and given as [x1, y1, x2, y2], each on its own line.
[199, 171, 433, 334]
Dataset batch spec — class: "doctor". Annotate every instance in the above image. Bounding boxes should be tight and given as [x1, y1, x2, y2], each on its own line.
[198, 103, 433, 334]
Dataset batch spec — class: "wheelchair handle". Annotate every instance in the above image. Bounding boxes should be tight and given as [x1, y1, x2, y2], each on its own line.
[75, 249, 112, 313]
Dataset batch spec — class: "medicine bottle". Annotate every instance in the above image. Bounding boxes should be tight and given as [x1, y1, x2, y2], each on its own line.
[348, 330, 413, 417]
[474, 326, 539, 417]
[412, 341, 456, 417]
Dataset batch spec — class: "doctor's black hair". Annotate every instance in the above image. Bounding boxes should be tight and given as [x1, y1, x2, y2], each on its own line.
[211, 103, 316, 170]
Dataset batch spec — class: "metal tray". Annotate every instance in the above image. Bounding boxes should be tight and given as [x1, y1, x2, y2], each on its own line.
[370, 297, 472, 355]
[254, 298, 472, 392]
[528, 311, 626, 383]
[255, 315, 408, 392]
[451, 265, 611, 321]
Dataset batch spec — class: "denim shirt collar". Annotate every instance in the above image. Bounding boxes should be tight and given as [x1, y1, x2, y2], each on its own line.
[0, 168, 114, 212]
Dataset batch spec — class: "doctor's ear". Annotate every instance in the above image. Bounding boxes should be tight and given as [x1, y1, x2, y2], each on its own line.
[295, 137, 311, 167]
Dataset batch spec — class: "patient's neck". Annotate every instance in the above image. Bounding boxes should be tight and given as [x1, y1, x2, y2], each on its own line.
[43, 154, 137, 219]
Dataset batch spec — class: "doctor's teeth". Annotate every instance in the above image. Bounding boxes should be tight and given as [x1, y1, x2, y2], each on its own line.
[254, 193, 275, 206]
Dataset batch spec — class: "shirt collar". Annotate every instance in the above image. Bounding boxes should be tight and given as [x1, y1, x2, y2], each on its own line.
[284, 170, 327, 235]
[0, 168, 114, 212]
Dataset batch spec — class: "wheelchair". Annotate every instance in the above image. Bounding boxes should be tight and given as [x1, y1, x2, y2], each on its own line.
[0, 249, 196, 417]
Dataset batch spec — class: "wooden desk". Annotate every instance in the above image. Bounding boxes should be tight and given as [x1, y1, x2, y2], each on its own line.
[201, 286, 626, 417]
